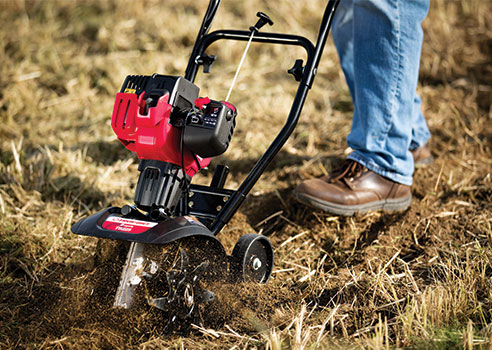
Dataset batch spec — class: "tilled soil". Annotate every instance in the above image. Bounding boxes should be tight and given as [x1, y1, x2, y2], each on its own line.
[2, 229, 299, 348]
[1, 0, 491, 348]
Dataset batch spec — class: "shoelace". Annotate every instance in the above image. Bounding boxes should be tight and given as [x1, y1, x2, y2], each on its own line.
[330, 160, 366, 183]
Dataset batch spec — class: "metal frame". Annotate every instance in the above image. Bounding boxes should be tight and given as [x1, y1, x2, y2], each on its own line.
[180, 0, 340, 235]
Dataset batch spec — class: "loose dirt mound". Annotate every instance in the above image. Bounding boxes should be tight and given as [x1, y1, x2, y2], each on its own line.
[2, 235, 299, 349]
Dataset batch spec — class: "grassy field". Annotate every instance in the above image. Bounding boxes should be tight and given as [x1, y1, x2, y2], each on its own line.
[1, 0, 491, 349]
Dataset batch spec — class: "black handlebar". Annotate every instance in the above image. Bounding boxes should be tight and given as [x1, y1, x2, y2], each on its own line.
[183, 0, 341, 234]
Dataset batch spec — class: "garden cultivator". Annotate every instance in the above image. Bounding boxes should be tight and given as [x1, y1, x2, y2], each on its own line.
[71, 0, 340, 332]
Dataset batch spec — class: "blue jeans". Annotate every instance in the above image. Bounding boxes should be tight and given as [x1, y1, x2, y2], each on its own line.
[332, 0, 431, 186]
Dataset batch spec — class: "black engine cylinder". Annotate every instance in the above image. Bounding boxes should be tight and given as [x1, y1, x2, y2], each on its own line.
[134, 159, 188, 214]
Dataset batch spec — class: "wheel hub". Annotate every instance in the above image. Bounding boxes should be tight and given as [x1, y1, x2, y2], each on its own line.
[183, 283, 194, 308]
[252, 256, 262, 270]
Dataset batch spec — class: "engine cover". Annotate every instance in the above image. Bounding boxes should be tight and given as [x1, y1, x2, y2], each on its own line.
[184, 98, 237, 158]
[111, 74, 210, 177]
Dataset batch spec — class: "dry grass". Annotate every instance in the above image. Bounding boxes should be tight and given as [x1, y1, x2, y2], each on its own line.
[1, 0, 491, 349]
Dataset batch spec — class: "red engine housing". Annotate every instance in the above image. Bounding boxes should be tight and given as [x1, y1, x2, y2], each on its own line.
[111, 92, 210, 177]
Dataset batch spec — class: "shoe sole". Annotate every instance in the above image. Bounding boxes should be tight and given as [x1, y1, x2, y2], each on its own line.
[292, 191, 412, 216]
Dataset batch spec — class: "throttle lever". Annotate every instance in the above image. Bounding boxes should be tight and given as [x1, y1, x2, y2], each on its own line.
[249, 12, 274, 33]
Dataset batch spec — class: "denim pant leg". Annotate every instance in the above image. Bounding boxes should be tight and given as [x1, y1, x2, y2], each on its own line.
[410, 95, 431, 151]
[332, 0, 355, 100]
[332, 0, 430, 186]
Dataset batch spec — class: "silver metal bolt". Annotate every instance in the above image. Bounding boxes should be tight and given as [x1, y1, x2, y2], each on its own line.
[252, 257, 262, 270]
[184, 284, 194, 308]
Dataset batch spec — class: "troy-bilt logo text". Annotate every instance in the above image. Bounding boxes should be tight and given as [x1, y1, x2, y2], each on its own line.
[102, 216, 157, 234]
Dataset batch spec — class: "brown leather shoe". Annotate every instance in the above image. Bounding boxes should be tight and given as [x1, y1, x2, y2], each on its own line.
[411, 145, 433, 168]
[293, 160, 411, 216]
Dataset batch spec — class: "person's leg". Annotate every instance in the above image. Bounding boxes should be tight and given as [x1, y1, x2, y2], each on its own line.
[333, 0, 432, 164]
[410, 95, 431, 151]
[294, 0, 430, 215]
[346, 0, 430, 186]
[332, 0, 355, 101]
[333, 0, 432, 165]
[409, 94, 433, 166]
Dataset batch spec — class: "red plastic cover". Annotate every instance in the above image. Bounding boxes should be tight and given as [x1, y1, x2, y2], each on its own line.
[111, 92, 210, 177]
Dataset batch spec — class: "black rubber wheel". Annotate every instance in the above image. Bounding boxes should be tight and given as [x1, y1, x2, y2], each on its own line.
[231, 234, 274, 283]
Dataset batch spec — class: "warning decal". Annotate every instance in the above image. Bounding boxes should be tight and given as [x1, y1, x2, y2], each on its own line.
[102, 215, 158, 234]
